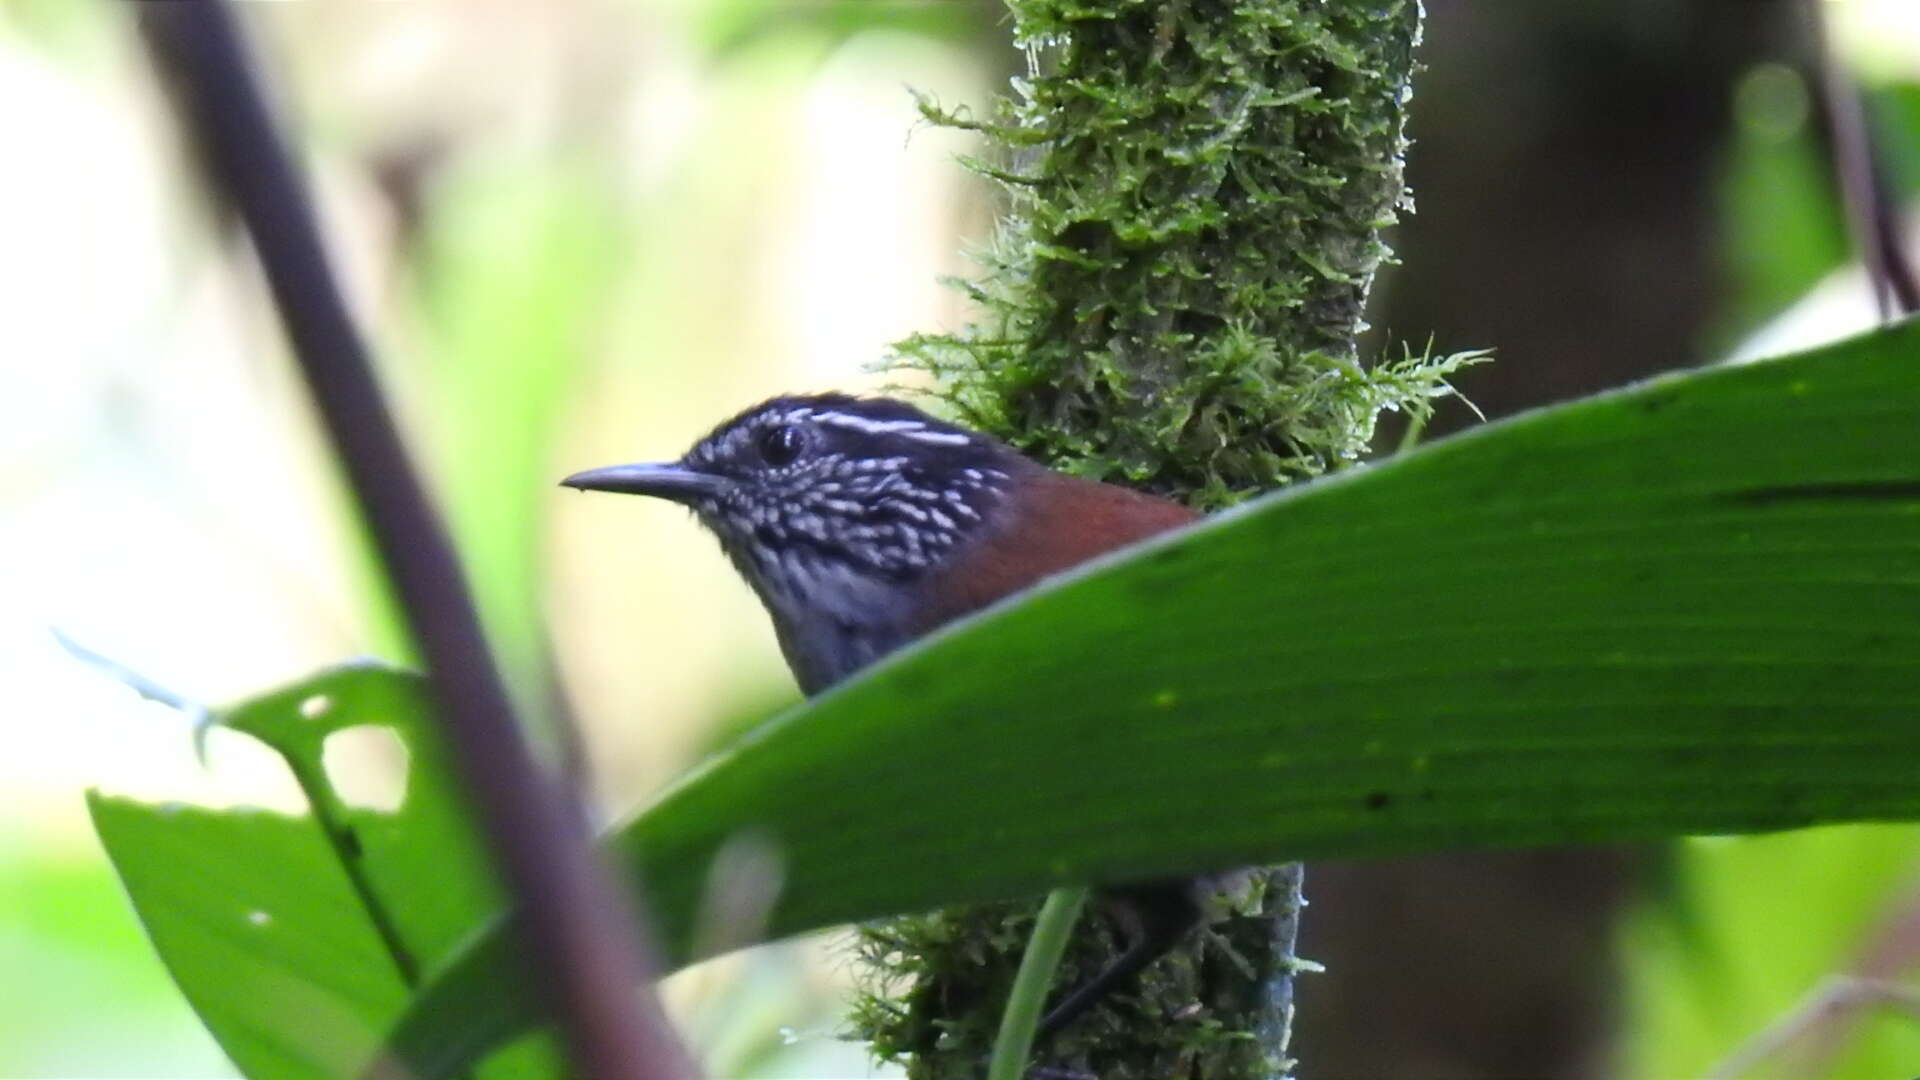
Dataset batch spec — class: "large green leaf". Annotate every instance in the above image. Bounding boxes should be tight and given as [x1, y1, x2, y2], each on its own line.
[386, 317, 1920, 1076]
[89, 665, 561, 1080]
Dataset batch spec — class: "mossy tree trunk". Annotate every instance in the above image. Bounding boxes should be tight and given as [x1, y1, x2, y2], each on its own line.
[864, 2, 1458, 1077]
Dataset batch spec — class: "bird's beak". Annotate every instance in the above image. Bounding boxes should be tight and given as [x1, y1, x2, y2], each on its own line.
[560, 463, 726, 503]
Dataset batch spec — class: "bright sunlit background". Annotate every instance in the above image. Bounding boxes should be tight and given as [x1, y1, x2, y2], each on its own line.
[3, 1, 1919, 1077]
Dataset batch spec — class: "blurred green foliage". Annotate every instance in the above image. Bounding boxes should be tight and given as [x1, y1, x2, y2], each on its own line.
[1715, 71, 1920, 347]
[1626, 825, 1920, 1079]
[1715, 62, 1850, 344]
[409, 163, 630, 754]
[0, 854, 231, 1076]
[696, 0, 979, 60]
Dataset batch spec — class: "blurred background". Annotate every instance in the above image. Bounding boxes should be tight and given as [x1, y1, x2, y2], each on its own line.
[1, 1, 1917, 1077]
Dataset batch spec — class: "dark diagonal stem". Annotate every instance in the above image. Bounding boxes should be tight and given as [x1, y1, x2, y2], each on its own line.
[1811, 3, 1919, 317]
[136, 4, 693, 1077]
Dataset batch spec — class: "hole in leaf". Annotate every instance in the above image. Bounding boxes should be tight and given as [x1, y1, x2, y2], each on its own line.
[321, 726, 409, 813]
[299, 694, 333, 720]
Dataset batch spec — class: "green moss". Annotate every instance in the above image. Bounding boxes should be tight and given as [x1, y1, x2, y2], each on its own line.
[895, 0, 1468, 510]
[852, 893, 1279, 1080]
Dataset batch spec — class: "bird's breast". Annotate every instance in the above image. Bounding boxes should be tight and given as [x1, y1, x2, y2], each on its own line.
[745, 547, 920, 696]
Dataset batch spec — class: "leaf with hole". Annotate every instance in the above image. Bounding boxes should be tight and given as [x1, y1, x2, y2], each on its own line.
[89, 664, 562, 1079]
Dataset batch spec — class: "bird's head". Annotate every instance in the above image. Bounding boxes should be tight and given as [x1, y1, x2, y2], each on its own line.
[562, 394, 1022, 590]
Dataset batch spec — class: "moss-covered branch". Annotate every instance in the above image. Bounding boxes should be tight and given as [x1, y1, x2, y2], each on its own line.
[862, 1, 1461, 1077]
[897, 0, 1468, 507]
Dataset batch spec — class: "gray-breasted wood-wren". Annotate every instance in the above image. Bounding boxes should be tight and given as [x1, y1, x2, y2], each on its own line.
[563, 392, 1208, 1041]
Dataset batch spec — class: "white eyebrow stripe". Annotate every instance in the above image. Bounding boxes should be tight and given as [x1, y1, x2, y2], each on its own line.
[809, 412, 920, 434]
[808, 411, 971, 445]
[900, 429, 971, 446]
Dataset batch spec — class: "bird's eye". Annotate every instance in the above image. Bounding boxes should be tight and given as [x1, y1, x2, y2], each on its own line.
[758, 424, 805, 467]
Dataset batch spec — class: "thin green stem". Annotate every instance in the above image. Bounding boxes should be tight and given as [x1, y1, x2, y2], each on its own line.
[988, 886, 1091, 1080]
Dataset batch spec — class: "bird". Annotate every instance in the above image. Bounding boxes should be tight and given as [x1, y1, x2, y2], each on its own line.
[562, 392, 1207, 1041]
[561, 392, 1198, 696]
